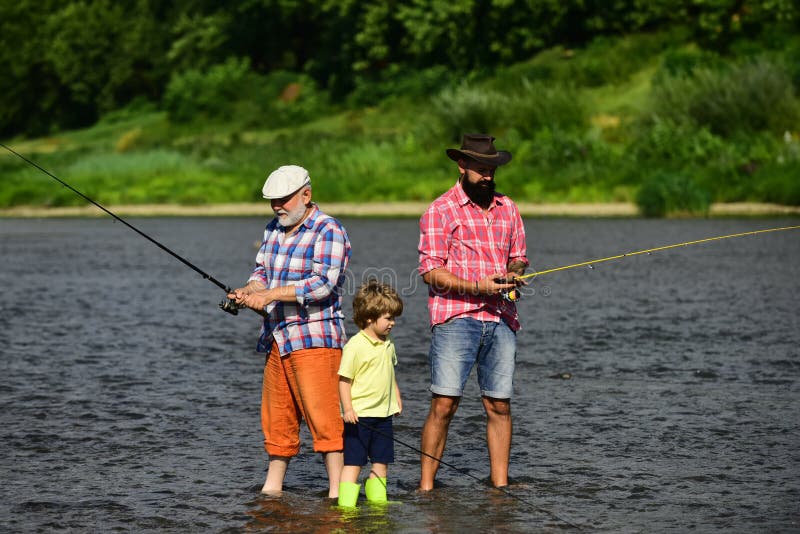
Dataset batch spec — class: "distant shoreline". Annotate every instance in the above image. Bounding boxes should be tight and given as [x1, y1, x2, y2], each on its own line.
[0, 201, 798, 218]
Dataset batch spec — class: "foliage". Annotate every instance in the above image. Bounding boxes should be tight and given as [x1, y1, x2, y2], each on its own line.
[429, 84, 509, 143]
[650, 56, 800, 136]
[347, 65, 451, 107]
[167, 12, 232, 72]
[163, 60, 330, 127]
[164, 58, 256, 123]
[3, 7, 800, 215]
[505, 82, 587, 136]
[2, 1, 798, 136]
[635, 171, 711, 217]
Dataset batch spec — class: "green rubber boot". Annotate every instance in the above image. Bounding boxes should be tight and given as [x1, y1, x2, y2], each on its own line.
[364, 477, 387, 503]
[337, 481, 361, 508]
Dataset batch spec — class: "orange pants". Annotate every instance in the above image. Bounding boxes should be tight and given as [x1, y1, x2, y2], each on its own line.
[261, 343, 344, 457]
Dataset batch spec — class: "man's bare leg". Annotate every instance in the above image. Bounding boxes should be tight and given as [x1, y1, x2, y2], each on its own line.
[324, 451, 344, 498]
[483, 396, 512, 487]
[262, 456, 290, 494]
[419, 395, 460, 490]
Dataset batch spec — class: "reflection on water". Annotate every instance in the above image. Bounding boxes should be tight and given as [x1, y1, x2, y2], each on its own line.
[0, 217, 798, 532]
[241, 491, 402, 532]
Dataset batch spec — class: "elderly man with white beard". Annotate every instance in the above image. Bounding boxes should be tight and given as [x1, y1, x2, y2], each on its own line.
[229, 165, 352, 499]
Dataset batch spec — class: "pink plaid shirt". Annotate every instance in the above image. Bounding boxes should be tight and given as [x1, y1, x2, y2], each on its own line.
[418, 182, 528, 331]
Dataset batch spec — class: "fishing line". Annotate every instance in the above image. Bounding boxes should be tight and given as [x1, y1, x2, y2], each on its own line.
[522, 225, 799, 280]
[1, 143, 240, 314]
[500, 225, 800, 301]
[356, 420, 584, 530]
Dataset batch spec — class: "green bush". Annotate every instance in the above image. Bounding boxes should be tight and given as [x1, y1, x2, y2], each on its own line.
[751, 133, 800, 205]
[635, 171, 711, 217]
[347, 65, 451, 106]
[504, 81, 586, 136]
[656, 47, 724, 79]
[163, 60, 330, 127]
[164, 57, 256, 122]
[632, 118, 727, 165]
[753, 161, 800, 205]
[494, 32, 672, 89]
[650, 56, 800, 136]
[430, 83, 509, 143]
[252, 70, 331, 128]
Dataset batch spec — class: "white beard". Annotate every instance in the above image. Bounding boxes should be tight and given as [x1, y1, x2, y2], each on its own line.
[276, 202, 307, 228]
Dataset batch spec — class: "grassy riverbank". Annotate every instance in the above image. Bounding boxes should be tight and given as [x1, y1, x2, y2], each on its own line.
[2, 30, 799, 216]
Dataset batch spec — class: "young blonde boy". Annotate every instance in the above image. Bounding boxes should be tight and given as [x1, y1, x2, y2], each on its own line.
[337, 280, 403, 507]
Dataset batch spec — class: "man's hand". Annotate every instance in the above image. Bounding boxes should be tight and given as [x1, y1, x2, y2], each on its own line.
[477, 272, 516, 295]
[228, 287, 274, 311]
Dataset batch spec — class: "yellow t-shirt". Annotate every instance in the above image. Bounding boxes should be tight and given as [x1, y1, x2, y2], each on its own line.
[338, 330, 400, 418]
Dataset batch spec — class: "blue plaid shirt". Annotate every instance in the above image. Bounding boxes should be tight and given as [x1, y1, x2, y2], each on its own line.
[248, 204, 351, 355]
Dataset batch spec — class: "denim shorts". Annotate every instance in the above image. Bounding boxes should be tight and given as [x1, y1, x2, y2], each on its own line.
[428, 317, 516, 399]
[343, 417, 394, 466]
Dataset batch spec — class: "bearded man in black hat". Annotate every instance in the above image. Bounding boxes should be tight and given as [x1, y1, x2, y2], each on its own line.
[417, 134, 529, 490]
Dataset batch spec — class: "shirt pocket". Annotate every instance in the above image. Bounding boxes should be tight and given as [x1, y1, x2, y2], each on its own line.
[451, 224, 480, 262]
[282, 248, 314, 282]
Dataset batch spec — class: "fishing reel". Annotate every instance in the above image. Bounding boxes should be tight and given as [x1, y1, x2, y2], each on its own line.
[219, 298, 244, 315]
[500, 288, 522, 303]
[494, 276, 523, 303]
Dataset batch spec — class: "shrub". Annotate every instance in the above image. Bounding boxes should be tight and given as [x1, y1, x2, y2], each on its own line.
[656, 47, 724, 79]
[632, 118, 727, 165]
[635, 171, 711, 217]
[495, 32, 672, 89]
[252, 70, 331, 127]
[650, 56, 800, 136]
[348, 65, 450, 106]
[752, 134, 800, 205]
[430, 83, 509, 142]
[753, 161, 800, 205]
[164, 60, 330, 127]
[164, 57, 255, 122]
[504, 81, 586, 136]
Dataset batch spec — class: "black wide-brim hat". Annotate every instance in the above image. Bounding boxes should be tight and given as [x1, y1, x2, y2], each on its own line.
[446, 133, 512, 166]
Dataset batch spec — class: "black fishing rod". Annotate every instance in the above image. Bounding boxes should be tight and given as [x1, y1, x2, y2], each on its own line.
[356, 421, 584, 530]
[1, 143, 241, 315]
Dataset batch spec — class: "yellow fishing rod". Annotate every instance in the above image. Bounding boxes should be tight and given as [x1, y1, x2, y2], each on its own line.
[503, 225, 800, 301]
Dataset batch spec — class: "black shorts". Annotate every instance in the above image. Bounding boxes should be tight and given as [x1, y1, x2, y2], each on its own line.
[343, 416, 394, 466]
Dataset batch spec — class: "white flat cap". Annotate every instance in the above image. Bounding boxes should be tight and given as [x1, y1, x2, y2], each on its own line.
[262, 165, 311, 199]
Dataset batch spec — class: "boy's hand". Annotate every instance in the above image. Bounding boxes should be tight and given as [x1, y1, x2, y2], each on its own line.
[342, 408, 358, 424]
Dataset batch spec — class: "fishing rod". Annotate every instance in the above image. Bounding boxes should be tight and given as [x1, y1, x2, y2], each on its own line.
[356, 421, 584, 530]
[502, 225, 800, 301]
[1, 143, 241, 315]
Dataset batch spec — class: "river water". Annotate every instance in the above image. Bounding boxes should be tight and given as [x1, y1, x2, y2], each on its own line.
[1, 216, 798, 533]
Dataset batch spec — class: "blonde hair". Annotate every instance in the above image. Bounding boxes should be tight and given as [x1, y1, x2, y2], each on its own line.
[352, 279, 403, 330]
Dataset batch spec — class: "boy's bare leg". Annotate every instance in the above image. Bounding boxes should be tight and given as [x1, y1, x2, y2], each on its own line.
[324, 451, 344, 498]
[369, 463, 388, 478]
[340, 464, 362, 484]
[262, 456, 290, 494]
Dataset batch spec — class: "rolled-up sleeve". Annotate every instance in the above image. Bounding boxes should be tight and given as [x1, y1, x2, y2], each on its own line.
[418, 207, 450, 276]
[296, 224, 350, 305]
[508, 203, 529, 267]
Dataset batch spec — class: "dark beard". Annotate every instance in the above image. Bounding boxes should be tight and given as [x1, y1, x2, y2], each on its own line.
[461, 176, 496, 208]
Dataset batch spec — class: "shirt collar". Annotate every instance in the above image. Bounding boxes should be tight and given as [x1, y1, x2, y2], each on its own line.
[299, 203, 320, 230]
[359, 330, 388, 346]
